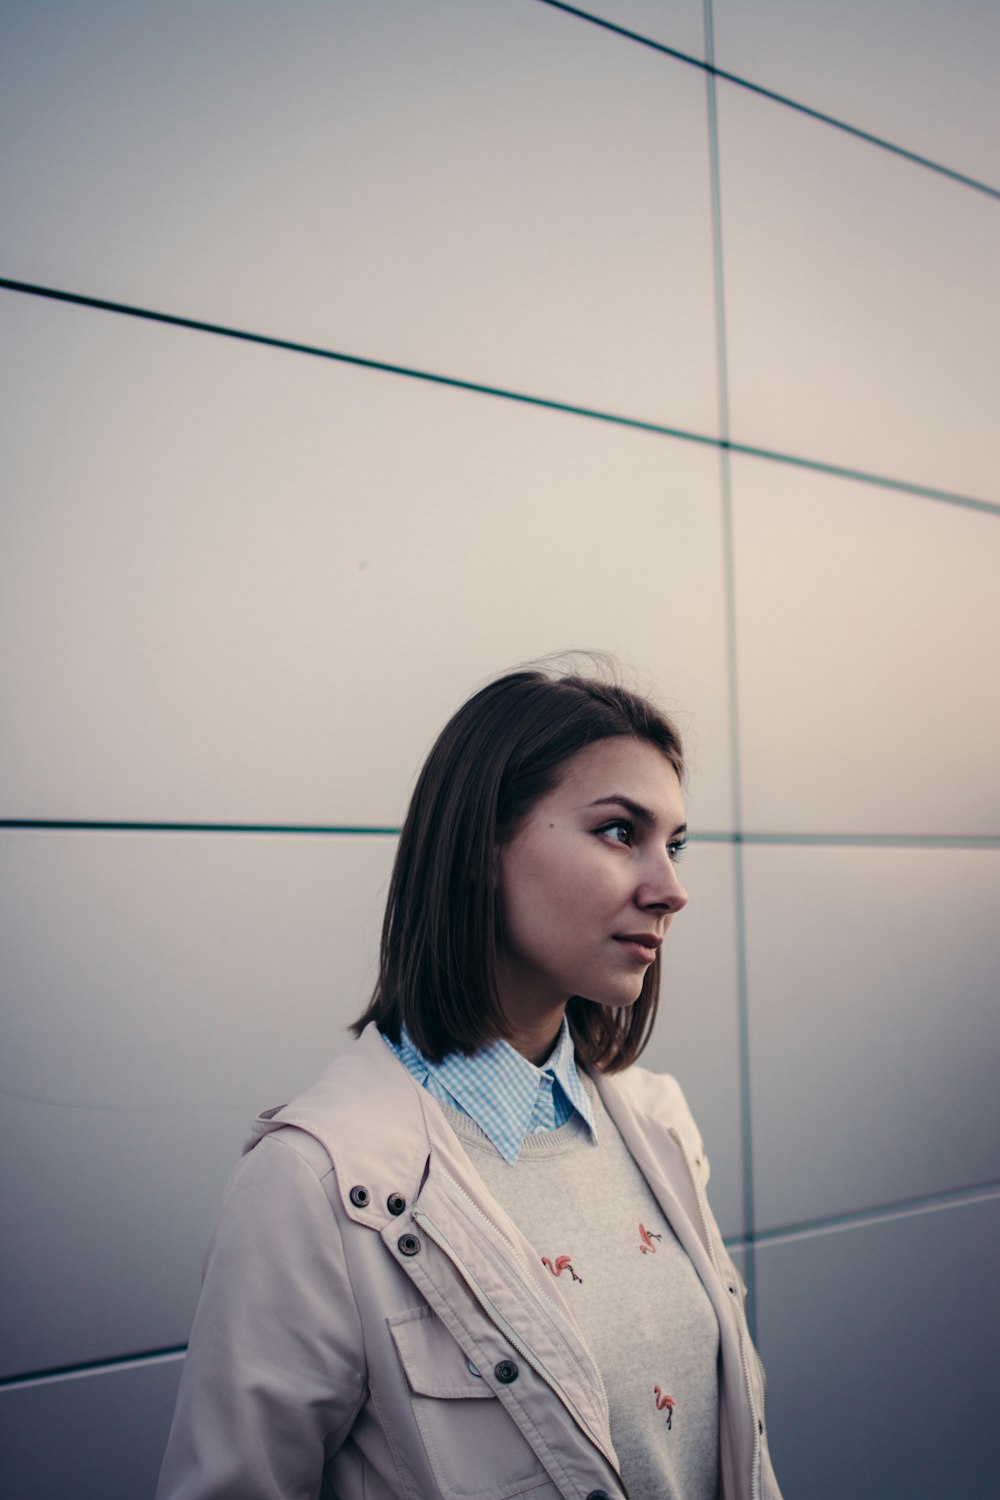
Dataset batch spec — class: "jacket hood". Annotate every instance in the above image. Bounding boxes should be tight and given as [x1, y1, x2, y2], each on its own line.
[245, 1023, 435, 1230]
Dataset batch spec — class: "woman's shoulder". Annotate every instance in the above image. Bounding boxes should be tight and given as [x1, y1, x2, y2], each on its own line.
[594, 1063, 709, 1181]
[599, 1060, 695, 1119]
[240, 1025, 434, 1225]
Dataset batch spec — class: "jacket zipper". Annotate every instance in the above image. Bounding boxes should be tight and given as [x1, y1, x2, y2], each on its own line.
[438, 1171, 528, 1266]
[668, 1131, 761, 1500]
[412, 1206, 620, 1476]
[439, 1170, 615, 1429]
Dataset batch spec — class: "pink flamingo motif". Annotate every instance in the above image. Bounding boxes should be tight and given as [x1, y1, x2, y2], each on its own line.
[639, 1223, 663, 1254]
[653, 1386, 675, 1429]
[541, 1254, 583, 1284]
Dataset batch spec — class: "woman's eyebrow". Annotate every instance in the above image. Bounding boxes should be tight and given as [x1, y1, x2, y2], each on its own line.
[583, 794, 688, 839]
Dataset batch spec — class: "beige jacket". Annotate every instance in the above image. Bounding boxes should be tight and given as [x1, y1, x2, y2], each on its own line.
[157, 1024, 781, 1500]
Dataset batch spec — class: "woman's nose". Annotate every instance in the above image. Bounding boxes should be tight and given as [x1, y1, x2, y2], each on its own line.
[640, 854, 689, 914]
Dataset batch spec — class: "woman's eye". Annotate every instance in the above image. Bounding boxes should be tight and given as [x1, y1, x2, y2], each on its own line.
[668, 839, 688, 863]
[598, 819, 634, 846]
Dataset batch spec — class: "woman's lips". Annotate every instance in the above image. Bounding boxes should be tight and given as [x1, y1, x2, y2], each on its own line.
[613, 935, 661, 964]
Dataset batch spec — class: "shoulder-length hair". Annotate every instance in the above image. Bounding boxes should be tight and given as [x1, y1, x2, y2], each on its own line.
[352, 666, 685, 1073]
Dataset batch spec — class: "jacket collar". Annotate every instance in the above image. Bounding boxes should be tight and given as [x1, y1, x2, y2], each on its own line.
[248, 1027, 713, 1257]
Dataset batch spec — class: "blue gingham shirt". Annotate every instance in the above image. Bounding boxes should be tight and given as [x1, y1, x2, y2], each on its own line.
[383, 1016, 596, 1165]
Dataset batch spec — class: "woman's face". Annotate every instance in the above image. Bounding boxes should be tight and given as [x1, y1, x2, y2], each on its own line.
[495, 736, 689, 1052]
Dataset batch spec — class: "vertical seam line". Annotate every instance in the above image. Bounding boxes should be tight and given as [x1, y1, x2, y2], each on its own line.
[704, 0, 757, 1340]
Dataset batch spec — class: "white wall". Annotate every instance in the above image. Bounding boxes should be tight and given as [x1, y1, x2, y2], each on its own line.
[1, 3, 998, 1496]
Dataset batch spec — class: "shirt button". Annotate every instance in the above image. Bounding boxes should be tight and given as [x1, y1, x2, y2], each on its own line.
[348, 1185, 370, 1208]
[397, 1233, 421, 1256]
[494, 1359, 519, 1384]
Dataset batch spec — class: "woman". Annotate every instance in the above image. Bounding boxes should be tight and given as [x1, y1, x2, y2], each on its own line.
[158, 666, 781, 1500]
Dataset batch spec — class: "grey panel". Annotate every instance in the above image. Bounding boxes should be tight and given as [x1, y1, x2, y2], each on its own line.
[0, 0, 718, 432]
[0, 1355, 183, 1500]
[0, 293, 733, 829]
[755, 1194, 1000, 1500]
[642, 841, 744, 1239]
[714, 0, 1000, 186]
[732, 455, 1000, 836]
[719, 81, 1000, 502]
[0, 829, 396, 1377]
[743, 845, 1000, 1231]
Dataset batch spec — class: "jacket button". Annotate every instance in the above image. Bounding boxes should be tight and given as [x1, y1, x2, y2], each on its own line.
[387, 1192, 406, 1216]
[349, 1185, 370, 1208]
[494, 1359, 518, 1384]
[398, 1233, 421, 1256]
[586, 1492, 611, 1499]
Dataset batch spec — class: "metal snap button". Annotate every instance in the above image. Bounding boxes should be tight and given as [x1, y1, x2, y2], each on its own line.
[349, 1185, 370, 1208]
[467, 1360, 482, 1378]
[586, 1491, 611, 1500]
[494, 1359, 518, 1384]
[397, 1233, 421, 1256]
[387, 1192, 406, 1216]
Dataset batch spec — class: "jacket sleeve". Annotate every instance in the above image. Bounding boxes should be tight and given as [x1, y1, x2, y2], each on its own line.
[157, 1131, 367, 1500]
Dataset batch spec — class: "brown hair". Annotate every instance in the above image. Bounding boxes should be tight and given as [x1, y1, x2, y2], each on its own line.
[352, 665, 685, 1072]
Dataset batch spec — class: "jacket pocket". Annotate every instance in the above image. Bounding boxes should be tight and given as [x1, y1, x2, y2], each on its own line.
[387, 1307, 557, 1499]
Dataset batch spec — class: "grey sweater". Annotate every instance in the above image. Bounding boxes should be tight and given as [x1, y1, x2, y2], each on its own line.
[442, 1080, 721, 1500]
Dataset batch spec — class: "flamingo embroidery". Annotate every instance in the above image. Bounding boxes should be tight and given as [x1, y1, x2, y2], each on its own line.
[639, 1223, 663, 1254]
[654, 1386, 675, 1429]
[541, 1254, 582, 1284]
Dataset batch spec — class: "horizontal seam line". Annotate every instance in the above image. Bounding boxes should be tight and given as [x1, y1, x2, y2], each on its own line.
[727, 443, 1000, 515]
[2, 278, 998, 516]
[750, 1180, 1000, 1244]
[0, 1346, 188, 1392]
[705, 832, 1000, 848]
[0, 820, 400, 835]
[537, 0, 1000, 201]
[0, 276, 712, 442]
[3, 822, 998, 847]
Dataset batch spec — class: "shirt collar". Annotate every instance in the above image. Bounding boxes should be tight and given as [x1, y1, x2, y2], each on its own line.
[393, 1016, 595, 1164]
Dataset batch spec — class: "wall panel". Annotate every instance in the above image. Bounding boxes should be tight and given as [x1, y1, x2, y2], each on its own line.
[755, 1194, 1000, 1500]
[719, 82, 1000, 500]
[743, 844, 1000, 1231]
[0, 0, 718, 431]
[0, 291, 733, 830]
[0, 1356, 183, 1500]
[0, 828, 395, 1376]
[731, 455, 1000, 836]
